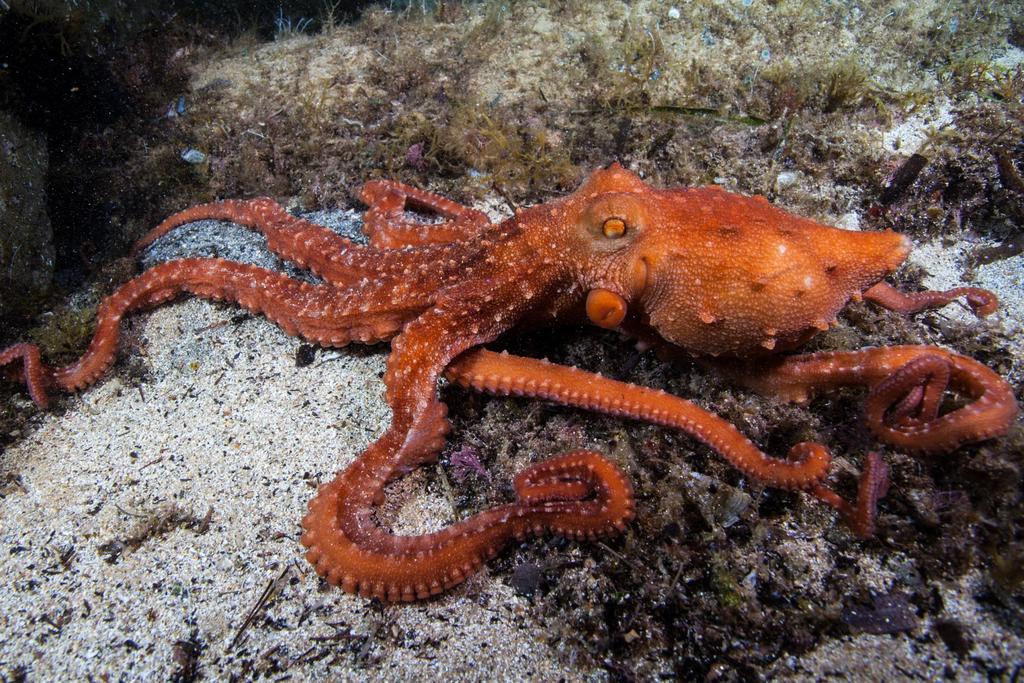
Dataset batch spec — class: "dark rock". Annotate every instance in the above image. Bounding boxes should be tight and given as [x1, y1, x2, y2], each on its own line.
[0, 111, 53, 316]
[934, 619, 973, 658]
[295, 344, 317, 367]
[841, 592, 919, 634]
[510, 562, 542, 597]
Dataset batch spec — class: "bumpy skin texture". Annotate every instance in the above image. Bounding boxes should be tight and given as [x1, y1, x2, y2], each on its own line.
[1, 164, 1017, 601]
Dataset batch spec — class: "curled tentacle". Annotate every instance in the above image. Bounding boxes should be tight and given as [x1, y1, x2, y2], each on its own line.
[862, 351, 1016, 453]
[301, 449, 634, 601]
[810, 452, 890, 538]
[0, 343, 53, 409]
[360, 180, 492, 249]
[734, 346, 1018, 455]
[863, 281, 998, 317]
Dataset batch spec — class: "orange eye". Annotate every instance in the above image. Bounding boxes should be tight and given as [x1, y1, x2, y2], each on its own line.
[602, 217, 627, 238]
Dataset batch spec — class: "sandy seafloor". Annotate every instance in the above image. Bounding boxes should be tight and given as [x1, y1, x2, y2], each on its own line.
[0, 205, 1021, 680]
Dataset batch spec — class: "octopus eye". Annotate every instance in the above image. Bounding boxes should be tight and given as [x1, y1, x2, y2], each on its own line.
[602, 217, 627, 239]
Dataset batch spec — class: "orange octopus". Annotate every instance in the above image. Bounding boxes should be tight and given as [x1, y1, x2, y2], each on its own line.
[1, 163, 1017, 602]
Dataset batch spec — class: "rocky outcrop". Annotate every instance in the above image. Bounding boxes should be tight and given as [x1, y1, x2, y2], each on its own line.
[0, 111, 53, 316]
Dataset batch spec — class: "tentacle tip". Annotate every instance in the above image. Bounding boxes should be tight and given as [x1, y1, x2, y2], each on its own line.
[862, 452, 891, 500]
[846, 452, 891, 539]
[968, 293, 998, 318]
[28, 392, 51, 411]
[851, 520, 876, 540]
[784, 441, 833, 488]
[304, 549, 326, 572]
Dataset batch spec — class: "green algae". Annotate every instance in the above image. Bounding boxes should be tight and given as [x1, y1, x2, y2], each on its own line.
[25, 305, 98, 365]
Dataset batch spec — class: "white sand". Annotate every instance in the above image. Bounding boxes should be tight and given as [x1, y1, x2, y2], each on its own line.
[0, 295, 584, 680]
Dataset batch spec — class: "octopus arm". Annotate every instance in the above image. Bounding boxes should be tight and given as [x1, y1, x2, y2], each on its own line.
[443, 349, 926, 539]
[360, 180, 493, 249]
[864, 281, 998, 317]
[0, 258, 433, 408]
[444, 349, 836, 489]
[732, 346, 1019, 454]
[301, 266, 637, 601]
[133, 199, 357, 282]
[302, 449, 634, 600]
[131, 197, 476, 292]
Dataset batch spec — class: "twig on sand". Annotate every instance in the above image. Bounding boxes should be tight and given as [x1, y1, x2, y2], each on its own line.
[230, 563, 294, 650]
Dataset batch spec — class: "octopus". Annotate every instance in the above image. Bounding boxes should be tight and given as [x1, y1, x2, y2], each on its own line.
[1, 164, 1018, 602]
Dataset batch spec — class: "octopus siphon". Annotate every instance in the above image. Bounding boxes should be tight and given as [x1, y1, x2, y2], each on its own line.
[1, 163, 1017, 602]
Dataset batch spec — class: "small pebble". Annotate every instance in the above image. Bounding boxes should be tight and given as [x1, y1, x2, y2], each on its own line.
[181, 148, 207, 164]
[295, 344, 317, 368]
[510, 562, 542, 597]
[775, 171, 799, 190]
[838, 212, 861, 231]
[668, 7, 680, 19]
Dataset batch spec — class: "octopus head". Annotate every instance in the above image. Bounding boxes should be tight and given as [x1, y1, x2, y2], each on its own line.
[570, 163, 911, 356]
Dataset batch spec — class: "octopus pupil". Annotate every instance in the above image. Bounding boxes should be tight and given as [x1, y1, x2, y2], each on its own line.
[603, 217, 627, 238]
